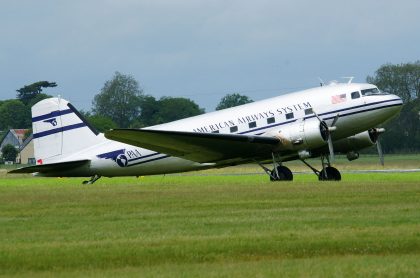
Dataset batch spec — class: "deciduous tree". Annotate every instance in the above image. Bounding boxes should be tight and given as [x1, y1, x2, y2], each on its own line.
[132, 95, 205, 127]
[0, 100, 31, 130]
[216, 93, 253, 110]
[133, 95, 161, 127]
[92, 72, 143, 128]
[26, 93, 52, 108]
[155, 97, 204, 124]
[367, 61, 420, 103]
[367, 61, 420, 153]
[88, 115, 118, 132]
[16, 81, 57, 105]
[1, 144, 18, 162]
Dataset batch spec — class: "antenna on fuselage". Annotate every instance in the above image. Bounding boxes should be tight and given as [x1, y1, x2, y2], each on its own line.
[341, 76, 354, 84]
[318, 77, 325, 87]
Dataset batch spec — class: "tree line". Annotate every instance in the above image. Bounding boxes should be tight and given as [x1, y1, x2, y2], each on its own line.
[0, 73, 251, 134]
[366, 61, 420, 153]
[82, 71, 252, 131]
[0, 61, 419, 155]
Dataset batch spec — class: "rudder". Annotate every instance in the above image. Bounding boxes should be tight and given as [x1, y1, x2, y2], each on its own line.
[32, 97, 102, 164]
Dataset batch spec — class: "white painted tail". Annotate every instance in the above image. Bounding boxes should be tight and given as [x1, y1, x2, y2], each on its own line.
[32, 97, 102, 164]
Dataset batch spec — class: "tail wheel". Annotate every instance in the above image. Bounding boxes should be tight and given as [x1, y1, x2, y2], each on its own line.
[270, 166, 293, 181]
[319, 166, 341, 181]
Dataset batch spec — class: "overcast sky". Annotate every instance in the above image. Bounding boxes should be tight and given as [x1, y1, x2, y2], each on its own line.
[1, 0, 419, 111]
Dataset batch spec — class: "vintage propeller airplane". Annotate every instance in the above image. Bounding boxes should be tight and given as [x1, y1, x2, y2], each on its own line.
[10, 80, 402, 183]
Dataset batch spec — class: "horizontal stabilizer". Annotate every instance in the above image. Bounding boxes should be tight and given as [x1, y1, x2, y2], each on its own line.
[8, 160, 90, 174]
[105, 129, 280, 163]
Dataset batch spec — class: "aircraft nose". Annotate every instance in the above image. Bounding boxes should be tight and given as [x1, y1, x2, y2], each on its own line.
[396, 95, 403, 104]
[391, 94, 403, 106]
[388, 94, 403, 112]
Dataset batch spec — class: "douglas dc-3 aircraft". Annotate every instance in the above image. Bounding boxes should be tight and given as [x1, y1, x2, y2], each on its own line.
[10, 80, 402, 183]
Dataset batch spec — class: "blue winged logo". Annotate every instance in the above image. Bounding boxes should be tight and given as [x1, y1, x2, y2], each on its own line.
[43, 118, 58, 126]
[97, 149, 128, 167]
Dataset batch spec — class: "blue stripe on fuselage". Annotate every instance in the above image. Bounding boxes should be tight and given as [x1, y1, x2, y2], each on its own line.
[127, 152, 162, 162]
[304, 98, 402, 120]
[127, 154, 170, 167]
[241, 98, 402, 135]
[321, 102, 402, 121]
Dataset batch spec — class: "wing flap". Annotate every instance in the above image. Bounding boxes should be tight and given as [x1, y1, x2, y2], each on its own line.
[105, 129, 280, 163]
[8, 159, 90, 174]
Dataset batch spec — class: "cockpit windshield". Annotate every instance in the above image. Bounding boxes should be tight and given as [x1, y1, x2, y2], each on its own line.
[361, 87, 388, 96]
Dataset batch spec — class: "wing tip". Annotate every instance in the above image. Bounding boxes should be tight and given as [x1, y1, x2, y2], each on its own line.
[8, 167, 35, 174]
[7, 159, 90, 175]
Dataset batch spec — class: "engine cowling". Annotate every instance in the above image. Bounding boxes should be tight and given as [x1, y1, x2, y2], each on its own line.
[333, 128, 383, 153]
[263, 119, 327, 150]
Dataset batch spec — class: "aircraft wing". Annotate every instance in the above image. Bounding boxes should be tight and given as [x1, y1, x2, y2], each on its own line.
[8, 160, 90, 174]
[105, 129, 280, 163]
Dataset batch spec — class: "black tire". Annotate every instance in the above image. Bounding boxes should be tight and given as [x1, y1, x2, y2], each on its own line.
[270, 166, 293, 181]
[319, 166, 341, 181]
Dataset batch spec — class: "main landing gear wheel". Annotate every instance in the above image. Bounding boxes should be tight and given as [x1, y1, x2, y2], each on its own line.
[255, 153, 294, 182]
[300, 157, 342, 181]
[318, 166, 341, 181]
[270, 166, 293, 181]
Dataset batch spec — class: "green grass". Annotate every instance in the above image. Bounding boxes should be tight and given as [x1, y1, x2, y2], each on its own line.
[0, 173, 419, 277]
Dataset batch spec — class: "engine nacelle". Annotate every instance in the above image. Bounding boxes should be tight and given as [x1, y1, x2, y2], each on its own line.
[333, 128, 384, 153]
[263, 119, 327, 150]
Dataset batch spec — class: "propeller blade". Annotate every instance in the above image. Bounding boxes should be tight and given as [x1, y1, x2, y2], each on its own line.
[312, 110, 323, 123]
[377, 139, 384, 166]
[327, 134, 335, 163]
[331, 113, 340, 127]
[327, 113, 340, 163]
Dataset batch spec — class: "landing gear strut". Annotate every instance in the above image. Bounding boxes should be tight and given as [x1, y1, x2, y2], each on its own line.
[82, 174, 101, 184]
[256, 153, 293, 181]
[301, 154, 341, 181]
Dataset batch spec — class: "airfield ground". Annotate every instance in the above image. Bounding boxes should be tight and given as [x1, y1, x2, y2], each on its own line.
[0, 155, 419, 277]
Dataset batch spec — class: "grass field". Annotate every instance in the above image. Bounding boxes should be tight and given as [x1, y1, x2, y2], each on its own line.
[0, 157, 419, 277]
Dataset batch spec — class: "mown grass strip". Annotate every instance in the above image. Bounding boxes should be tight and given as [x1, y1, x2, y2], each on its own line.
[0, 173, 419, 276]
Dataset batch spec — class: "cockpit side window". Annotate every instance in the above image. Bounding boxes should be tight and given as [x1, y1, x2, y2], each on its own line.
[361, 88, 387, 96]
[351, 91, 360, 99]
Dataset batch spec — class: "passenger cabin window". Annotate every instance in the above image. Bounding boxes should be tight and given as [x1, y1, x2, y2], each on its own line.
[351, 91, 360, 99]
[361, 88, 386, 96]
[267, 117, 275, 124]
[248, 121, 257, 128]
[304, 108, 313, 115]
[212, 130, 219, 134]
[230, 126, 238, 133]
[286, 112, 294, 120]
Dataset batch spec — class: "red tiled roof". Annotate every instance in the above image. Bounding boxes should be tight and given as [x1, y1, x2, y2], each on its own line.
[12, 129, 29, 139]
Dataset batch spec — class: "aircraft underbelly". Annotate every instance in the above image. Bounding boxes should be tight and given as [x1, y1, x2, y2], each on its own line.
[92, 156, 210, 177]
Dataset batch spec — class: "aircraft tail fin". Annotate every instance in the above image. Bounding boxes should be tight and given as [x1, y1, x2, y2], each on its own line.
[31, 97, 102, 164]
